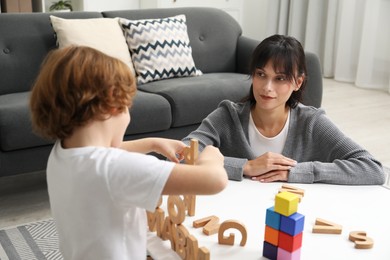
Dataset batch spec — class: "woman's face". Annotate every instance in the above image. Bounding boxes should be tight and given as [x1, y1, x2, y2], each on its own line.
[252, 61, 302, 112]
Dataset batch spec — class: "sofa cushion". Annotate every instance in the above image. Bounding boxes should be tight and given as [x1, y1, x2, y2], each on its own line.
[0, 12, 103, 95]
[103, 8, 242, 74]
[138, 73, 251, 127]
[49, 15, 135, 74]
[125, 90, 172, 135]
[0, 92, 53, 152]
[0, 91, 171, 152]
[119, 14, 202, 85]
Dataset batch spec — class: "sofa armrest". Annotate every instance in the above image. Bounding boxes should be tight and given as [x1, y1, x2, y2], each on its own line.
[236, 36, 260, 74]
[304, 52, 323, 108]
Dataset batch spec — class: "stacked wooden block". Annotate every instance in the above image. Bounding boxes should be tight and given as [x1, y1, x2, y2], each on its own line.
[263, 191, 305, 260]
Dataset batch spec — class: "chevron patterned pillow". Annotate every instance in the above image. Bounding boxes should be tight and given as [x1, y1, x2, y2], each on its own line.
[119, 15, 202, 85]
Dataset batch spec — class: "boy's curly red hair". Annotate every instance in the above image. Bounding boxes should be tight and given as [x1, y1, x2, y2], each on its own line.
[30, 46, 136, 140]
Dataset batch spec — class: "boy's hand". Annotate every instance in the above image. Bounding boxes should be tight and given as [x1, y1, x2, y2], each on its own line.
[154, 138, 187, 163]
[196, 145, 224, 166]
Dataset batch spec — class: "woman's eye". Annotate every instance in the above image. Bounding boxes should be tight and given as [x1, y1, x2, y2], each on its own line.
[276, 76, 286, 81]
[256, 72, 265, 77]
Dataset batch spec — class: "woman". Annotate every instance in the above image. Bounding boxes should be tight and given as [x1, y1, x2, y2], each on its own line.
[183, 34, 385, 185]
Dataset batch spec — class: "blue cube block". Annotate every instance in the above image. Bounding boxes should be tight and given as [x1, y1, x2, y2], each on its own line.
[280, 212, 305, 236]
[263, 241, 278, 260]
[265, 206, 281, 230]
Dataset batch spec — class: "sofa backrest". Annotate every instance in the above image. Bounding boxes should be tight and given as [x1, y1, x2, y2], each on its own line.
[0, 12, 103, 96]
[103, 7, 242, 74]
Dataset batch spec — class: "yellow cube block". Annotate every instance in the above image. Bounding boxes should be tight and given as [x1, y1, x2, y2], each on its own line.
[274, 191, 299, 216]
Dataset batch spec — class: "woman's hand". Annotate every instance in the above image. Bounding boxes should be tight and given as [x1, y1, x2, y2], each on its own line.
[243, 152, 296, 182]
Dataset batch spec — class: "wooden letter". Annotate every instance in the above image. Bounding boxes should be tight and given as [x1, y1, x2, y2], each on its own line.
[175, 225, 190, 259]
[198, 247, 210, 260]
[349, 231, 374, 249]
[279, 184, 305, 197]
[184, 139, 199, 165]
[183, 195, 196, 216]
[147, 208, 165, 236]
[161, 217, 176, 249]
[182, 139, 198, 216]
[167, 195, 186, 225]
[312, 218, 342, 234]
[218, 220, 247, 246]
[186, 235, 199, 260]
[193, 215, 220, 235]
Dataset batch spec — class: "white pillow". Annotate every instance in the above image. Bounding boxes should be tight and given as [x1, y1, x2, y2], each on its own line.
[50, 16, 135, 74]
[119, 15, 202, 85]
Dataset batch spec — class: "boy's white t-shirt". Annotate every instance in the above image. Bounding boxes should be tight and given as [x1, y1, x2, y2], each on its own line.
[47, 141, 175, 260]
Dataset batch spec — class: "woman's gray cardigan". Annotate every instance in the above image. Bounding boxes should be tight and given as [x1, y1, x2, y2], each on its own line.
[183, 100, 385, 185]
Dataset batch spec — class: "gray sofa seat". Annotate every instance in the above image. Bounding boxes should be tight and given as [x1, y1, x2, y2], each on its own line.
[0, 7, 323, 177]
[138, 73, 251, 127]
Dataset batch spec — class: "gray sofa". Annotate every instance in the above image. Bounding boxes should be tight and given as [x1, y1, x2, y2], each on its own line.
[0, 7, 323, 178]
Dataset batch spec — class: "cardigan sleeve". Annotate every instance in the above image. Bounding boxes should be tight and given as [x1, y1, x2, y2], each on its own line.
[287, 110, 385, 185]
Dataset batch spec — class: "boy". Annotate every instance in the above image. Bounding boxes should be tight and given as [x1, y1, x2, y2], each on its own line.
[30, 46, 228, 259]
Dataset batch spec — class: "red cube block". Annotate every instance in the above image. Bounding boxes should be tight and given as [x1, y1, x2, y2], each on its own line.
[278, 231, 303, 252]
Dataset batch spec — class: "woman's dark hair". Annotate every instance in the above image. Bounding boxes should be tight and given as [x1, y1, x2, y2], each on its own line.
[242, 34, 307, 108]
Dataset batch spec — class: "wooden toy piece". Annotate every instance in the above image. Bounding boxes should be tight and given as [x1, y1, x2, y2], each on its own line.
[186, 235, 199, 260]
[264, 225, 279, 246]
[147, 208, 165, 235]
[280, 184, 305, 197]
[182, 139, 198, 217]
[312, 218, 342, 234]
[218, 220, 247, 246]
[161, 217, 176, 249]
[184, 139, 199, 165]
[277, 247, 301, 260]
[193, 215, 220, 235]
[198, 247, 210, 260]
[167, 195, 186, 225]
[183, 195, 196, 217]
[278, 231, 303, 253]
[349, 231, 374, 249]
[175, 224, 190, 259]
[274, 191, 299, 217]
[263, 241, 278, 260]
[280, 212, 305, 236]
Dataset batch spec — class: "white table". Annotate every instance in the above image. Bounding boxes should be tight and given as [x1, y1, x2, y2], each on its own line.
[147, 180, 390, 259]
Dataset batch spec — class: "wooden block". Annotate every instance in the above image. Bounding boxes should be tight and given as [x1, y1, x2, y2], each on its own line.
[218, 220, 247, 246]
[274, 192, 299, 217]
[280, 212, 305, 236]
[265, 206, 281, 230]
[278, 231, 303, 253]
[167, 195, 186, 225]
[198, 247, 210, 260]
[277, 247, 301, 260]
[193, 216, 220, 236]
[312, 218, 342, 234]
[184, 139, 199, 165]
[183, 195, 196, 216]
[161, 217, 175, 249]
[186, 235, 199, 260]
[175, 224, 190, 259]
[349, 231, 374, 249]
[280, 184, 305, 196]
[147, 208, 165, 234]
[263, 241, 278, 260]
[264, 225, 279, 246]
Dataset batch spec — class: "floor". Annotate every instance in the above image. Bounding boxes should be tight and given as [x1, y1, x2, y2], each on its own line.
[1, 78, 390, 229]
